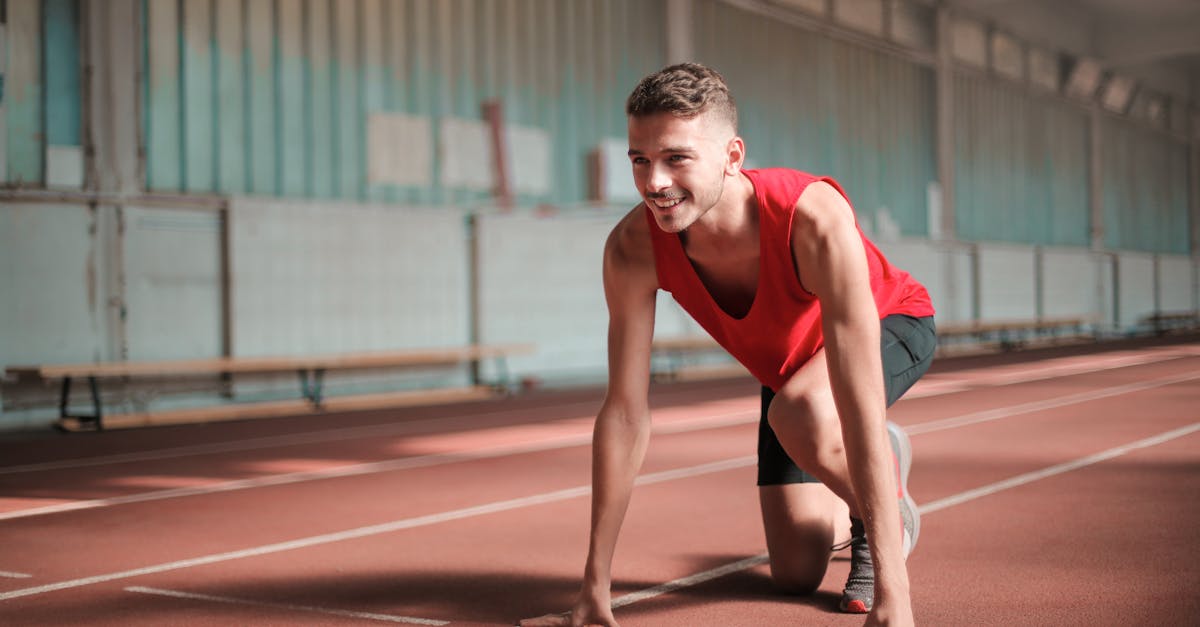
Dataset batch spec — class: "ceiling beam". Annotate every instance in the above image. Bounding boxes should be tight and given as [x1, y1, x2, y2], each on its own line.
[1095, 20, 1200, 66]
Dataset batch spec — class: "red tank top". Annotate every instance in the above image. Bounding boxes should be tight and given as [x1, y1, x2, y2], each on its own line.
[646, 168, 935, 391]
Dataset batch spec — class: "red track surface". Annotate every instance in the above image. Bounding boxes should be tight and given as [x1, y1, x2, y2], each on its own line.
[1, 337, 1198, 626]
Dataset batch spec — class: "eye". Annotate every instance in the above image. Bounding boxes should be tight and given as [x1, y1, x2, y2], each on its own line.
[631, 157, 649, 165]
[669, 154, 688, 163]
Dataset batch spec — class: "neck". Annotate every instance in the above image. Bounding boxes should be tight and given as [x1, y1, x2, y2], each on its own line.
[687, 171, 756, 242]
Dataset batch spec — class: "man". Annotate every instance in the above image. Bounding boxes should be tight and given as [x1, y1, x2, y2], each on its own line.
[521, 63, 936, 626]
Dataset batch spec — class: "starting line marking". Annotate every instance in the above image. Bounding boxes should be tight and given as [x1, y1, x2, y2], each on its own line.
[125, 586, 448, 625]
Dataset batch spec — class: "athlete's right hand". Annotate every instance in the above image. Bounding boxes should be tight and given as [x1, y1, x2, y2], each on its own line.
[518, 591, 618, 627]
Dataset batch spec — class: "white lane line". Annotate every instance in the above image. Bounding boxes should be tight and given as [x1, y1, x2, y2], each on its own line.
[905, 350, 1193, 399]
[918, 421, 1200, 514]
[0, 400, 605, 476]
[6, 366, 1197, 523]
[6, 346, 1193, 476]
[125, 586, 448, 625]
[608, 421, 1200, 610]
[0, 455, 755, 602]
[0, 411, 756, 523]
[906, 369, 1200, 435]
[611, 554, 770, 609]
[0, 571, 32, 579]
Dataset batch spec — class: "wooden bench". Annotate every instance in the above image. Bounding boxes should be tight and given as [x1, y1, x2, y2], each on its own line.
[4, 344, 534, 431]
[651, 336, 750, 382]
[1140, 311, 1200, 335]
[935, 317, 1095, 354]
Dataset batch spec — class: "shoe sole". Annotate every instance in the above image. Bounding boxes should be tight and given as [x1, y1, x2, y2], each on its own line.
[887, 421, 920, 557]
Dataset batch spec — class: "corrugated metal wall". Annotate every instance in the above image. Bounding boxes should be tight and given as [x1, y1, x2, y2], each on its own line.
[694, 0, 937, 237]
[953, 71, 1090, 247]
[140, 0, 665, 206]
[1101, 117, 1191, 254]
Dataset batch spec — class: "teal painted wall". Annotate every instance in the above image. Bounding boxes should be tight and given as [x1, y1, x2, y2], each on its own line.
[140, 0, 664, 206]
[1101, 117, 1191, 254]
[694, 0, 938, 237]
[43, 0, 81, 147]
[953, 72, 1090, 247]
[6, 0, 45, 184]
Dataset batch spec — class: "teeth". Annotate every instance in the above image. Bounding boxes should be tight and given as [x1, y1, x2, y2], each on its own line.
[654, 197, 683, 209]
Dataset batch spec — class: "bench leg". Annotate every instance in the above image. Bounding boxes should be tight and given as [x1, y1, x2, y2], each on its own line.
[299, 369, 326, 409]
[55, 376, 104, 432]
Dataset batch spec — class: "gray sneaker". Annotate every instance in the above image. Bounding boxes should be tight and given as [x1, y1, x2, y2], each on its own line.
[889, 421, 920, 557]
[838, 421, 920, 613]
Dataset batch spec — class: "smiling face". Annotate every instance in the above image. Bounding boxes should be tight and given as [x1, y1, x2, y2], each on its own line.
[627, 110, 744, 233]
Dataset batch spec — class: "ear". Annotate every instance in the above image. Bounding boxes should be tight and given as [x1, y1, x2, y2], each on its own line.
[724, 136, 746, 176]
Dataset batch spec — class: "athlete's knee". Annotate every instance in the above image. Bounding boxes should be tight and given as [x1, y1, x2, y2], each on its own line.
[767, 547, 828, 595]
[759, 484, 842, 595]
[766, 390, 842, 471]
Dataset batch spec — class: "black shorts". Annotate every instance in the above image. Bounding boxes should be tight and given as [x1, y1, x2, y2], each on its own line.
[757, 314, 937, 486]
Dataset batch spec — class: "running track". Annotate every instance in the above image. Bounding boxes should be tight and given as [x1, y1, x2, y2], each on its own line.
[1, 337, 1197, 626]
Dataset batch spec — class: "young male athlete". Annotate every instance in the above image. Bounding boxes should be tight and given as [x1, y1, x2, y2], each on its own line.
[521, 63, 936, 626]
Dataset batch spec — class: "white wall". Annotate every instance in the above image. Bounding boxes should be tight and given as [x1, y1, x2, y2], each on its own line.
[475, 209, 615, 384]
[977, 244, 1038, 321]
[1041, 247, 1105, 323]
[1116, 252, 1157, 328]
[123, 207, 223, 361]
[229, 198, 470, 357]
[0, 204, 107, 365]
[1158, 255, 1197, 312]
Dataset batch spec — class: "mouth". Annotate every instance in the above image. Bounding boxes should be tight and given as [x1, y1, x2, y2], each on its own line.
[650, 195, 685, 210]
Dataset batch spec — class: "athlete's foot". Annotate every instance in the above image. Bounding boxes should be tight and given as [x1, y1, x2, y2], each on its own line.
[837, 517, 872, 613]
[837, 421, 920, 614]
[889, 421, 920, 556]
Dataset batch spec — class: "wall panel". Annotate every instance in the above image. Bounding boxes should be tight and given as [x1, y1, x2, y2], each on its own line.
[122, 208, 223, 361]
[694, 1, 937, 237]
[954, 72, 1090, 246]
[1102, 118, 1191, 254]
[135, 0, 663, 205]
[1115, 252, 1156, 328]
[0, 204, 103, 365]
[977, 244, 1037, 320]
[1041, 248, 1103, 320]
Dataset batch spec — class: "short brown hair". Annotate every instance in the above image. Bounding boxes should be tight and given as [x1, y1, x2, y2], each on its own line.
[625, 63, 738, 131]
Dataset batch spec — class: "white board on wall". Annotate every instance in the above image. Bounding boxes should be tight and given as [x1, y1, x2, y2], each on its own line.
[440, 117, 492, 190]
[598, 137, 640, 204]
[367, 113, 433, 186]
[508, 125, 551, 196]
[440, 117, 551, 196]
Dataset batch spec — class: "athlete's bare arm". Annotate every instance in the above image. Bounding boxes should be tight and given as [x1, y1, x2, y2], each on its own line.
[520, 207, 659, 627]
[791, 182, 914, 626]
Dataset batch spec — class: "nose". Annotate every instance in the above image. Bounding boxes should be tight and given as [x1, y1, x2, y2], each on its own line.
[646, 163, 671, 195]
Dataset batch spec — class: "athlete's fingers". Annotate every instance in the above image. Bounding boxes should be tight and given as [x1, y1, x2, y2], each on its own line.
[517, 612, 571, 627]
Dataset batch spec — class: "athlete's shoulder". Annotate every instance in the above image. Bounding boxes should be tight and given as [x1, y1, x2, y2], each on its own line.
[794, 179, 856, 237]
[605, 203, 656, 274]
[746, 167, 825, 212]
